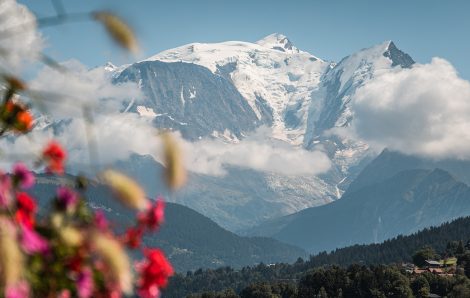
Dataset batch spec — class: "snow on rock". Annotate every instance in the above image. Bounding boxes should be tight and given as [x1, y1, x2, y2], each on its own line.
[97, 39, 417, 229]
[335, 41, 393, 93]
[303, 40, 415, 196]
[144, 33, 330, 145]
[103, 62, 130, 79]
[255, 33, 300, 54]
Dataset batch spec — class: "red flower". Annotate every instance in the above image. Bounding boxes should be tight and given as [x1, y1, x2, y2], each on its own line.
[15, 192, 37, 228]
[15, 209, 34, 228]
[67, 254, 83, 273]
[138, 199, 165, 231]
[15, 109, 33, 132]
[124, 226, 143, 249]
[1, 101, 34, 133]
[42, 141, 66, 174]
[137, 249, 174, 298]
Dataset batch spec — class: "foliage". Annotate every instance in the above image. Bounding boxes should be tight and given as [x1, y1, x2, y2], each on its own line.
[165, 216, 470, 297]
[0, 1, 187, 297]
[411, 276, 430, 298]
[412, 247, 439, 267]
[175, 263, 470, 298]
[306, 216, 470, 268]
[0, 153, 174, 297]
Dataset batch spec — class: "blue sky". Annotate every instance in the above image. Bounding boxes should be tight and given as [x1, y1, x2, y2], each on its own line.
[19, 0, 470, 79]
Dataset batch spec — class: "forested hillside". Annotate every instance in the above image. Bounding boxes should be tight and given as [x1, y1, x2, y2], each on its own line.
[31, 174, 306, 272]
[164, 216, 470, 297]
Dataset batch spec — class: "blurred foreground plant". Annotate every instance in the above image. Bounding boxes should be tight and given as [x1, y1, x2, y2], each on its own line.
[0, 1, 186, 297]
[0, 146, 174, 297]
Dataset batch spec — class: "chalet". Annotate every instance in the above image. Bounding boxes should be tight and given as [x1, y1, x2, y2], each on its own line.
[425, 260, 441, 268]
[424, 257, 457, 268]
[409, 258, 457, 277]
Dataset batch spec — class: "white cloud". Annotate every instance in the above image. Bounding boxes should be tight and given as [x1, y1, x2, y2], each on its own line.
[0, 113, 157, 170]
[29, 60, 142, 119]
[0, 58, 331, 177]
[346, 58, 470, 159]
[0, 0, 42, 72]
[1, 117, 331, 177]
[183, 128, 332, 176]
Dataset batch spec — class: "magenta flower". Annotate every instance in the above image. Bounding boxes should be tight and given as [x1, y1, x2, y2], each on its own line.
[12, 162, 35, 189]
[20, 224, 49, 255]
[94, 210, 109, 231]
[76, 267, 94, 298]
[0, 173, 12, 208]
[5, 281, 30, 298]
[57, 187, 78, 212]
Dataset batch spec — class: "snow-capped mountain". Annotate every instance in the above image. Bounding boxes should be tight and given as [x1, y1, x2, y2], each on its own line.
[304, 40, 415, 191]
[305, 40, 414, 145]
[103, 35, 416, 231]
[144, 33, 330, 144]
[114, 60, 261, 140]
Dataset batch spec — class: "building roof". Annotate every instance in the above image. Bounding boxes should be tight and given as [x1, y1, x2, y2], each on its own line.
[425, 260, 441, 266]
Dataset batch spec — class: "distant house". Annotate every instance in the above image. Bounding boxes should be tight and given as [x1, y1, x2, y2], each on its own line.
[428, 268, 444, 274]
[425, 260, 441, 268]
[410, 258, 457, 277]
[412, 268, 428, 274]
[424, 258, 457, 268]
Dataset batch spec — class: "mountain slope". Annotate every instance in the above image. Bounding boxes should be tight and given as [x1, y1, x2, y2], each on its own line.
[165, 216, 470, 298]
[145, 33, 329, 144]
[30, 174, 306, 272]
[97, 37, 418, 232]
[347, 149, 470, 194]
[112, 155, 336, 231]
[303, 41, 416, 192]
[248, 168, 470, 253]
[114, 60, 264, 140]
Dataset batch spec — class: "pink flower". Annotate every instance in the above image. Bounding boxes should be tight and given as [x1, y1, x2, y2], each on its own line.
[76, 267, 94, 298]
[12, 162, 35, 189]
[20, 224, 49, 255]
[94, 210, 109, 231]
[56, 187, 78, 212]
[137, 285, 160, 298]
[5, 281, 30, 298]
[0, 173, 12, 208]
[138, 198, 165, 230]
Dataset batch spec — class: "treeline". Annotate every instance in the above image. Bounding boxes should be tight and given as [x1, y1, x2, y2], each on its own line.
[307, 216, 470, 267]
[184, 264, 470, 298]
[163, 216, 470, 297]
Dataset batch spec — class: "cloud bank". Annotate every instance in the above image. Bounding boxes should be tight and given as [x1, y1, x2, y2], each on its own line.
[183, 129, 331, 176]
[2, 58, 331, 177]
[0, 0, 42, 72]
[347, 57, 470, 160]
[29, 60, 142, 119]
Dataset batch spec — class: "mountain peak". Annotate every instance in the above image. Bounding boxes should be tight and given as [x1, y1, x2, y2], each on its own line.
[383, 40, 415, 68]
[256, 33, 299, 53]
[104, 61, 117, 71]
